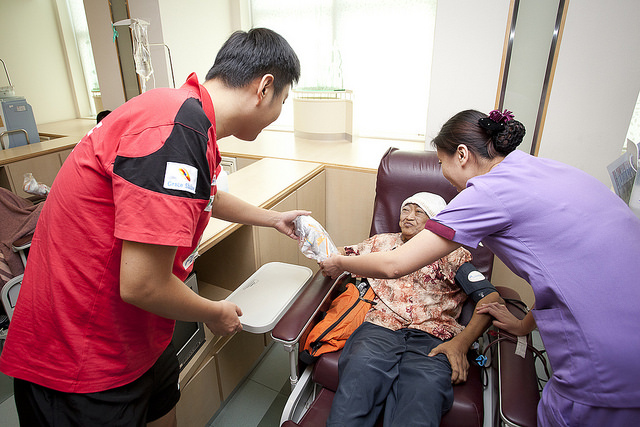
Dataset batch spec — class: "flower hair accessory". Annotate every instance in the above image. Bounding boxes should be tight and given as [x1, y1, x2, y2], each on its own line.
[488, 109, 514, 123]
[479, 109, 515, 134]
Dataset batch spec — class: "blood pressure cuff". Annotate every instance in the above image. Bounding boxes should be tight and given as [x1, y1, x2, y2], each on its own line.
[455, 262, 498, 303]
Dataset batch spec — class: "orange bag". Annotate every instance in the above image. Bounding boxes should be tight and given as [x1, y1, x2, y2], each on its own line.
[300, 279, 375, 364]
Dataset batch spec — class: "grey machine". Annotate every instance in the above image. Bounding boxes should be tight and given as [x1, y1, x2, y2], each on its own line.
[0, 59, 39, 150]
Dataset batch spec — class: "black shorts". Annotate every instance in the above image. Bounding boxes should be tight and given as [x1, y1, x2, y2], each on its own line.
[13, 342, 180, 427]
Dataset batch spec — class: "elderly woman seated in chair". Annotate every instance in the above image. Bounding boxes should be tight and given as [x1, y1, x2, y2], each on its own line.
[327, 192, 503, 427]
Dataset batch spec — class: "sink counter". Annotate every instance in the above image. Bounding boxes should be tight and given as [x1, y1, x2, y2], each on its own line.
[1, 119, 426, 170]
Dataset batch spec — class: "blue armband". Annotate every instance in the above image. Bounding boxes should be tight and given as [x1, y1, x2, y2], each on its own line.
[455, 262, 498, 303]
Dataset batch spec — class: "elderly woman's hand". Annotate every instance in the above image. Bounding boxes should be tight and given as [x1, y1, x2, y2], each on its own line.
[428, 339, 470, 384]
[319, 254, 346, 279]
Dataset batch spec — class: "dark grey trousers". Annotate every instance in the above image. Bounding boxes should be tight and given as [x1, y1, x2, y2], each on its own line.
[327, 322, 454, 427]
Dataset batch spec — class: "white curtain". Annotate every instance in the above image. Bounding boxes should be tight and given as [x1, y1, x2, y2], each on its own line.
[251, 0, 437, 140]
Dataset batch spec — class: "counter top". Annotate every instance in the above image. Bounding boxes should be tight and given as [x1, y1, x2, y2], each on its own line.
[1, 119, 426, 170]
[0, 119, 95, 166]
[37, 118, 97, 137]
[0, 135, 78, 165]
[217, 130, 426, 171]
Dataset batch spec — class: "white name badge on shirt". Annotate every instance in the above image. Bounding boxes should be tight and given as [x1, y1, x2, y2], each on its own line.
[163, 162, 198, 194]
[183, 248, 199, 270]
[204, 195, 214, 212]
[183, 235, 204, 270]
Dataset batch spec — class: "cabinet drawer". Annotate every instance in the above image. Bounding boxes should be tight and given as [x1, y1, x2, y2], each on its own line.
[215, 331, 266, 400]
[177, 354, 221, 427]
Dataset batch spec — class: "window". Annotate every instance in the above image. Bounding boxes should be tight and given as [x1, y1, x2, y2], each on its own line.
[66, 0, 100, 115]
[251, 0, 437, 140]
[628, 91, 640, 145]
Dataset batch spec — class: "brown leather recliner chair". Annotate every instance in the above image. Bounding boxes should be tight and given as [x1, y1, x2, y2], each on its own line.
[272, 147, 540, 427]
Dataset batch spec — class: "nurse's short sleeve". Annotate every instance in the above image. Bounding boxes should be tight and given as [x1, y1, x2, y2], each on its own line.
[427, 182, 509, 248]
[112, 123, 211, 247]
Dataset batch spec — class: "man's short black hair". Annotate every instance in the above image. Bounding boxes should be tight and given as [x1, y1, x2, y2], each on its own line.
[205, 28, 300, 96]
[96, 110, 112, 123]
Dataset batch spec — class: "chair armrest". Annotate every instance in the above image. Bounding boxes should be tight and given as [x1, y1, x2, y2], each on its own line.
[12, 234, 33, 252]
[494, 285, 521, 301]
[271, 272, 346, 344]
[494, 286, 540, 427]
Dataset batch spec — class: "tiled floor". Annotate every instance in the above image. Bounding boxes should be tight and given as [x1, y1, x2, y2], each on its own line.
[208, 342, 292, 427]
[0, 374, 19, 427]
[0, 337, 19, 426]
[0, 397, 18, 427]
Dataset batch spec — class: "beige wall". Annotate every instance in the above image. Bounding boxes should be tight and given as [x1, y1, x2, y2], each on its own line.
[427, 0, 640, 187]
[0, 0, 79, 123]
[425, 0, 511, 144]
[492, 0, 640, 307]
[83, 0, 240, 110]
[425, 0, 640, 308]
[156, 0, 239, 86]
[539, 0, 640, 185]
[128, 0, 171, 89]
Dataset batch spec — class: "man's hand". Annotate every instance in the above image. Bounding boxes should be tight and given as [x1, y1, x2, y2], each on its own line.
[428, 339, 470, 384]
[274, 210, 311, 240]
[205, 301, 244, 336]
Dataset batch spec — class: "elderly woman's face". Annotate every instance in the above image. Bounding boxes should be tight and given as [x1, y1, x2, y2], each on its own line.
[399, 203, 429, 241]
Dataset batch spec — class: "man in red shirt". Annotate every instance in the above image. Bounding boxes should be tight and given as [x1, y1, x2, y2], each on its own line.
[0, 28, 302, 426]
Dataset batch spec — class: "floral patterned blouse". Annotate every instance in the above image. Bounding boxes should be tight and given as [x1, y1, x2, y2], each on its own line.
[344, 233, 472, 340]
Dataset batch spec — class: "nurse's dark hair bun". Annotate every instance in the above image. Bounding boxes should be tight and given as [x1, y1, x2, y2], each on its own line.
[493, 120, 526, 155]
[431, 109, 526, 160]
[478, 109, 525, 156]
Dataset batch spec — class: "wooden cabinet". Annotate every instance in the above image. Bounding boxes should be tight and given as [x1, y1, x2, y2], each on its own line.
[58, 148, 73, 165]
[176, 353, 222, 427]
[176, 276, 269, 427]
[325, 167, 377, 247]
[254, 170, 326, 273]
[236, 156, 259, 170]
[295, 170, 327, 271]
[195, 225, 258, 293]
[0, 153, 62, 199]
[214, 331, 267, 400]
[255, 192, 299, 266]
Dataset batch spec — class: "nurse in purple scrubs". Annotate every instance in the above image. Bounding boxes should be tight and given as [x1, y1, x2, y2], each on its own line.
[320, 109, 640, 426]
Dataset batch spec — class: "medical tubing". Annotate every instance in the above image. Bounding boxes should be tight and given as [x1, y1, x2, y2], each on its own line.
[480, 330, 550, 393]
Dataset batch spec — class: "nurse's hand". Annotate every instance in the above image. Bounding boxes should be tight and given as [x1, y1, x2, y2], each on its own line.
[206, 301, 243, 336]
[319, 254, 345, 279]
[428, 340, 469, 384]
[476, 302, 533, 336]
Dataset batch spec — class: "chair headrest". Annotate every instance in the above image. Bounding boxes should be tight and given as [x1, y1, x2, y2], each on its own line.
[370, 147, 494, 279]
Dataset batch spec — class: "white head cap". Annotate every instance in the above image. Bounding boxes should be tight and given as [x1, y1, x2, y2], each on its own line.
[401, 192, 447, 219]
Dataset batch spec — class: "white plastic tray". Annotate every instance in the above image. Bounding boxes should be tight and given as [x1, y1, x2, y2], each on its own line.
[225, 262, 313, 333]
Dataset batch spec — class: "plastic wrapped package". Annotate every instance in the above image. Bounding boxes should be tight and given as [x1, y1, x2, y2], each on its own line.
[22, 173, 50, 196]
[294, 215, 338, 262]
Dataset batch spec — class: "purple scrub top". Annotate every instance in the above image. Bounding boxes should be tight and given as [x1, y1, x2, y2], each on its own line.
[427, 149, 640, 408]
